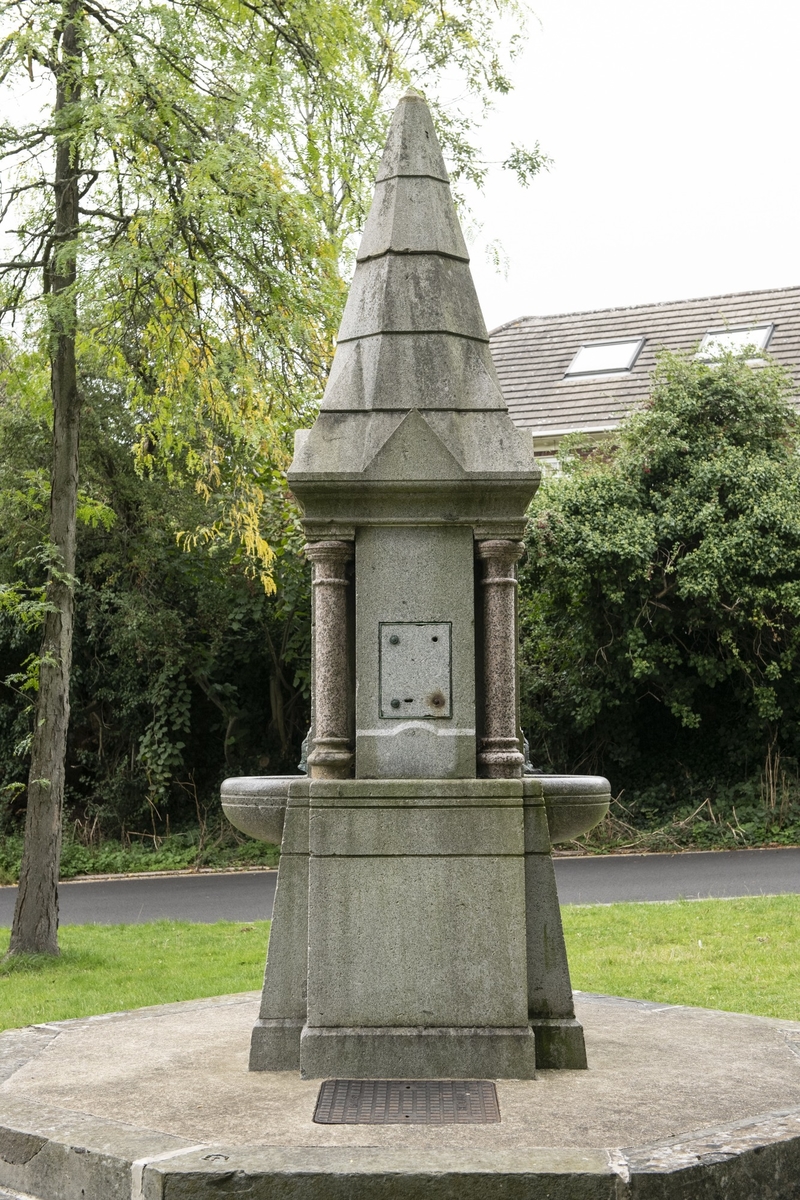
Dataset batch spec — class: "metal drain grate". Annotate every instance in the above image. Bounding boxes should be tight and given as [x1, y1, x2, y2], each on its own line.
[313, 1079, 500, 1125]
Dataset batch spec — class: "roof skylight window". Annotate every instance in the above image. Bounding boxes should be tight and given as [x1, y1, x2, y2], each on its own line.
[565, 338, 645, 377]
[697, 324, 774, 360]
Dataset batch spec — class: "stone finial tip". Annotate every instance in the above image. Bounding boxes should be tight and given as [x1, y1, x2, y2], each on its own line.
[402, 87, 424, 100]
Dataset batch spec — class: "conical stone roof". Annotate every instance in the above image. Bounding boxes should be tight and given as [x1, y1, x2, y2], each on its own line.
[289, 90, 539, 523]
[320, 90, 500, 414]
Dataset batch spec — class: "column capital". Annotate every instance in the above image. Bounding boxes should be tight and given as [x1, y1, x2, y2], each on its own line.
[304, 539, 354, 565]
[475, 538, 525, 566]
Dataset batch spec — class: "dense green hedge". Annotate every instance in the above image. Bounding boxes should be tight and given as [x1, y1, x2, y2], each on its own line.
[0, 369, 311, 843]
[520, 350, 800, 844]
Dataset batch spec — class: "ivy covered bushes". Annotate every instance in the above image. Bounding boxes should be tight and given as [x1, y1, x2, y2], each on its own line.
[0, 353, 311, 852]
[520, 350, 800, 848]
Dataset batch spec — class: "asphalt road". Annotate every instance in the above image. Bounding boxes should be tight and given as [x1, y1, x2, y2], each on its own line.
[552, 846, 800, 905]
[0, 847, 798, 926]
[0, 870, 278, 927]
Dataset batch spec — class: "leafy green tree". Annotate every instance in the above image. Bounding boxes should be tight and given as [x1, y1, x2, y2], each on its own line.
[0, 347, 311, 857]
[0, 0, 542, 952]
[520, 350, 800, 800]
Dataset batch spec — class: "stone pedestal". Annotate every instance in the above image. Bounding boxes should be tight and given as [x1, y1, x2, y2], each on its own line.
[248, 780, 309, 1070]
[522, 779, 588, 1068]
[224, 773, 610, 1075]
[223, 90, 611, 1084]
[301, 779, 535, 1079]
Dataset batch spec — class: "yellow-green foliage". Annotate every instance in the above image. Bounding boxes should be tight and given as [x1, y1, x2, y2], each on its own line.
[0, 920, 270, 1032]
[563, 895, 800, 1021]
[0, 0, 540, 591]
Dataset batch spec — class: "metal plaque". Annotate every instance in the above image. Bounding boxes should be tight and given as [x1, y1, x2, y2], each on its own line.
[313, 1079, 500, 1125]
[379, 621, 452, 719]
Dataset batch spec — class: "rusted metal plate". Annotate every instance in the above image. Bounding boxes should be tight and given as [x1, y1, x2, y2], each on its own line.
[379, 621, 452, 719]
[313, 1079, 500, 1124]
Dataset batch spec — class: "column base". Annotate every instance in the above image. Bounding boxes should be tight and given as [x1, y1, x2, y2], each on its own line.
[307, 738, 353, 780]
[249, 1018, 304, 1071]
[299, 1025, 536, 1080]
[528, 1018, 587, 1069]
[478, 738, 524, 778]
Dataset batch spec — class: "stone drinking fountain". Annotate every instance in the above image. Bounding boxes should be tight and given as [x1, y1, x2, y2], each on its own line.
[221, 90, 610, 1080]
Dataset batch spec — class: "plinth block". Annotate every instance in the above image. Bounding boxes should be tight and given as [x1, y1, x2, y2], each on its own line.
[299, 1025, 536, 1081]
[529, 1018, 588, 1070]
[249, 1018, 304, 1071]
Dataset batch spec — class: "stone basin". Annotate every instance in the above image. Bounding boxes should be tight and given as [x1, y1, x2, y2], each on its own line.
[539, 774, 611, 843]
[222, 772, 611, 848]
[221, 775, 297, 846]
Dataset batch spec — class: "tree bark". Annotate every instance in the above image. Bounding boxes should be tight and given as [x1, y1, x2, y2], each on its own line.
[8, 0, 82, 957]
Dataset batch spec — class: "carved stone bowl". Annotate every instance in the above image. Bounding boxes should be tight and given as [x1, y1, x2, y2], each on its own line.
[221, 771, 611, 848]
[220, 775, 296, 846]
[539, 774, 611, 843]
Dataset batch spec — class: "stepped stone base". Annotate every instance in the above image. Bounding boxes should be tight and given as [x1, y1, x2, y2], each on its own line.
[249, 1017, 304, 1071]
[2, 991, 800, 1199]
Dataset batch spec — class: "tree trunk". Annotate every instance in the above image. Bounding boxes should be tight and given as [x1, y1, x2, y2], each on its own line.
[8, 1, 82, 957]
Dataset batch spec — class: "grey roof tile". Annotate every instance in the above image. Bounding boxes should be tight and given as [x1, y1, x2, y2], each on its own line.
[489, 286, 800, 437]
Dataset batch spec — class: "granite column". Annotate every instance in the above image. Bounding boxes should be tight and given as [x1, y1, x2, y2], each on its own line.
[306, 540, 353, 780]
[477, 539, 525, 778]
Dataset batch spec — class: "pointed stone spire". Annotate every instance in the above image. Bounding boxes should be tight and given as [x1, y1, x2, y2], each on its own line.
[321, 89, 500, 413]
[289, 90, 538, 506]
[374, 88, 450, 184]
[357, 91, 465, 263]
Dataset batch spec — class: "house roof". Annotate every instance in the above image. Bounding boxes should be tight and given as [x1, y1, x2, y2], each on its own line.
[489, 285, 800, 439]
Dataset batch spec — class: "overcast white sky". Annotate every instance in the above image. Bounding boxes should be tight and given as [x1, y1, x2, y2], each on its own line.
[455, 0, 800, 331]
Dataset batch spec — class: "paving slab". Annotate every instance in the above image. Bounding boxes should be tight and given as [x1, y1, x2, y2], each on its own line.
[1, 991, 799, 1197]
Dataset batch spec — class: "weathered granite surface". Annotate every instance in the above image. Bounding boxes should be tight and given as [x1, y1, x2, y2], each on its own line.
[354, 525, 476, 779]
[2, 992, 799, 1198]
[249, 781, 309, 1072]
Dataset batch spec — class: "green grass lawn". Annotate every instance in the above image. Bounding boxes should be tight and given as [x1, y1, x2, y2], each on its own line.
[562, 894, 800, 1021]
[0, 920, 270, 1033]
[1, 895, 798, 1034]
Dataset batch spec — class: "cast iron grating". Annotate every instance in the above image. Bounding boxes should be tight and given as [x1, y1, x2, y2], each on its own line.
[313, 1079, 500, 1125]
